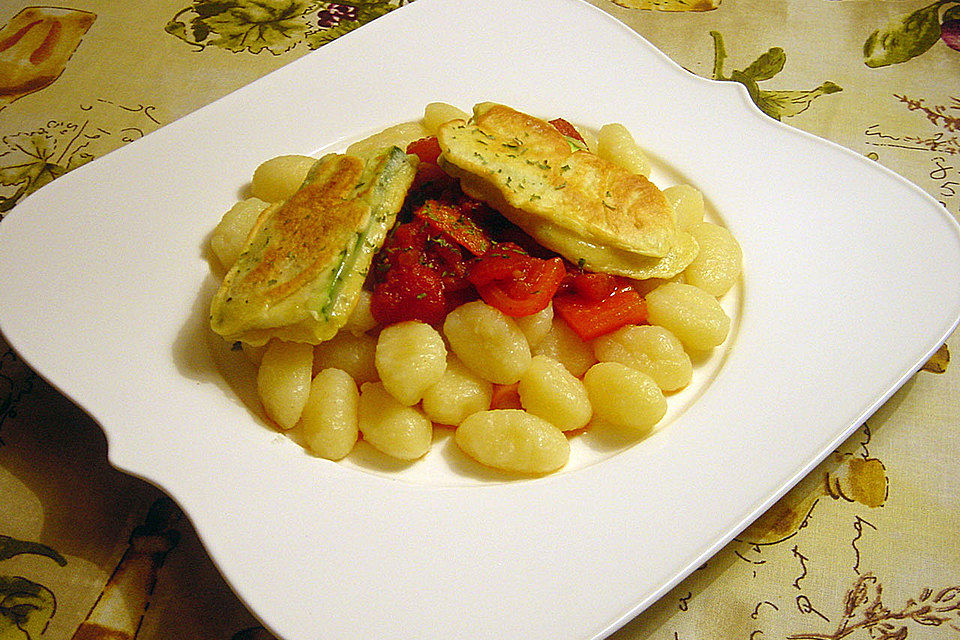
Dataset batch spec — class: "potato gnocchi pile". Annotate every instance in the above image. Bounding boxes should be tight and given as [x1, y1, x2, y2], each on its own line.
[209, 102, 742, 475]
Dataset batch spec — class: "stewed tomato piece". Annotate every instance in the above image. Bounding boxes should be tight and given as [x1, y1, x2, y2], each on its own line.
[467, 243, 566, 317]
[553, 269, 648, 340]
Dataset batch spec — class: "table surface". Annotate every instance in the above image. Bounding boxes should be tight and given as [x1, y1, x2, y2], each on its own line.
[1, 1, 958, 639]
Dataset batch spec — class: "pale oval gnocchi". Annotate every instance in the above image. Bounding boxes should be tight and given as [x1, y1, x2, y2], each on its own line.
[421, 356, 493, 426]
[300, 368, 359, 461]
[530, 316, 597, 377]
[250, 154, 316, 203]
[375, 321, 447, 406]
[358, 382, 433, 460]
[597, 123, 651, 177]
[423, 102, 470, 135]
[211, 197, 269, 270]
[443, 300, 531, 385]
[663, 184, 705, 232]
[645, 282, 731, 351]
[583, 362, 667, 433]
[346, 121, 430, 161]
[518, 355, 592, 431]
[257, 339, 313, 430]
[455, 409, 570, 474]
[683, 222, 743, 297]
[341, 289, 378, 335]
[313, 330, 379, 385]
[514, 302, 554, 348]
[592, 324, 692, 392]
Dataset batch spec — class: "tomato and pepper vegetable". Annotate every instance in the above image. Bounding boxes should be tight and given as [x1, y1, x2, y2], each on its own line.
[414, 197, 493, 257]
[467, 243, 565, 318]
[553, 274, 648, 341]
[369, 132, 650, 339]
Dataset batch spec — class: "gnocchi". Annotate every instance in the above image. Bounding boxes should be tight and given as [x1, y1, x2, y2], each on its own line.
[645, 282, 731, 351]
[313, 330, 379, 384]
[683, 222, 743, 297]
[358, 382, 432, 460]
[455, 410, 570, 474]
[593, 324, 692, 392]
[663, 184, 705, 231]
[210, 197, 269, 270]
[374, 321, 447, 406]
[250, 154, 316, 203]
[514, 302, 554, 348]
[341, 289, 378, 335]
[257, 339, 313, 429]
[518, 356, 592, 431]
[443, 300, 531, 384]
[346, 121, 429, 161]
[300, 368, 359, 460]
[531, 316, 597, 377]
[597, 123, 651, 177]
[583, 362, 667, 432]
[421, 356, 493, 426]
[423, 102, 470, 134]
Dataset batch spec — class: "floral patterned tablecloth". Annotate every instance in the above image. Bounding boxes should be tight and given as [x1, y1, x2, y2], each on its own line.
[1, 1, 958, 639]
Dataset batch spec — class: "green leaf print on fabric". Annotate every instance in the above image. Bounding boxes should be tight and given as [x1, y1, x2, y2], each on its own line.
[710, 32, 842, 121]
[0, 577, 56, 640]
[0, 538, 64, 640]
[0, 537, 65, 566]
[739, 47, 785, 82]
[202, 1, 312, 54]
[166, 0, 313, 54]
[0, 133, 74, 215]
[863, 0, 960, 67]
[754, 83, 843, 120]
[166, 0, 409, 54]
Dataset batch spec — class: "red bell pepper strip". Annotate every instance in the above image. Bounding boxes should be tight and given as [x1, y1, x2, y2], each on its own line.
[406, 136, 456, 192]
[565, 270, 619, 302]
[413, 198, 493, 257]
[467, 243, 565, 317]
[553, 285, 648, 341]
[406, 136, 442, 164]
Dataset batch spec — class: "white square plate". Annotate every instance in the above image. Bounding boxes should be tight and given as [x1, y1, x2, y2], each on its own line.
[1, 1, 959, 638]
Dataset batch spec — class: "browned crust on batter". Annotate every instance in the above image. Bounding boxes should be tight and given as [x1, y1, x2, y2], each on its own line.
[439, 104, 676, 257]
[230, 154, 367, 306]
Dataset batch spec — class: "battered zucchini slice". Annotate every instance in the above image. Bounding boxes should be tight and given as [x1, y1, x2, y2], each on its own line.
[210, 147, 417, 345]
[437, 103, 698, 279]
